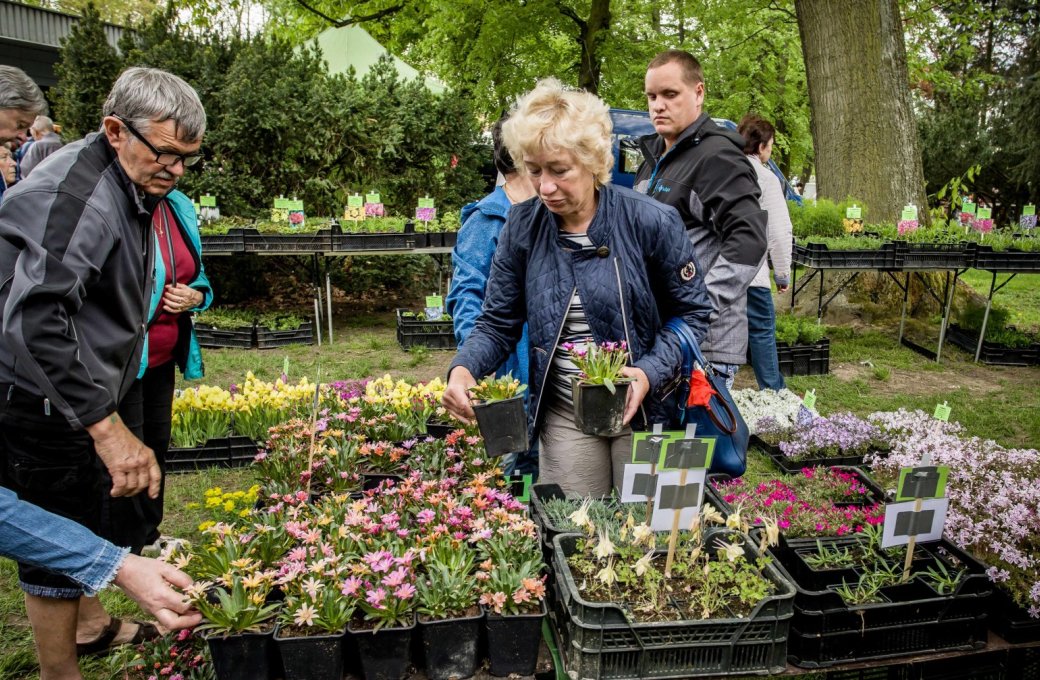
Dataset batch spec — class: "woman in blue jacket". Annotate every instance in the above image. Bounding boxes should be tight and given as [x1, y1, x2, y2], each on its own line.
[113, 189, 211, 554]
[442, 79, 713, 497]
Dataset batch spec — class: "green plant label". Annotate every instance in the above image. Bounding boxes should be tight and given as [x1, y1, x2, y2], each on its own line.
[418, 197, 435, 209]
[274, 197, 292, 209]
[933, 402, 951, 422]
[977, 207, 992, 220]
[282, 356, 290, 376]
[846, 205, 862, 219]
[425, 295, 443, 308]
[513, 474, 533, 503]
[895, 465, 949, 501]
[366, 192, 381, 204]
[288, 199, 304, 211]
[200, 195, 217, 207]
[660, 437, 714, 470]
[802, 389, 817, 410]
[961, 199, 976, 215]
[347, 194, 363, 208]
[1025, 205, 1036, 216]
[631, 432, 668, 464]
[901, 205, 917, 221]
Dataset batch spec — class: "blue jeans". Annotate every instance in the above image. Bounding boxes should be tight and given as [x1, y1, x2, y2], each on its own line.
[0, 486, 126, 597]
[746, 286, 786, 391]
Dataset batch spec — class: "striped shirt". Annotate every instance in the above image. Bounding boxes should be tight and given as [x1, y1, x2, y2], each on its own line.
[549, 232, 594, 406]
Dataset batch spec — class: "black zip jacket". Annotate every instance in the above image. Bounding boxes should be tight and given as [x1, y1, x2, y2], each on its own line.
[0, 133, 155, 429]
[635, 113, 768, 365]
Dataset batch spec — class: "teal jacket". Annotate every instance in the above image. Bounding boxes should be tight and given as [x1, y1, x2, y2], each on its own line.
[138, 190, 212, 380]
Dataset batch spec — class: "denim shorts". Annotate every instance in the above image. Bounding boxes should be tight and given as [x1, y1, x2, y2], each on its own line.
[0, 385, 104, 599]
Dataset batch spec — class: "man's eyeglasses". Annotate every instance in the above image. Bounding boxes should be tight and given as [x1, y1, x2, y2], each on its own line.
[115, 116, 203, 168]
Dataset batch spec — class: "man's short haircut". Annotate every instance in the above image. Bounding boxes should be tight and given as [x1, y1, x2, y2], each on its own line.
[0, 66, 48, 116]
[102, 67, 206, 141]
[31, 115, 55, 134]
[492, 113, 517, 176]
[737, 114, 776, 156]
[647, 50, 704, 87]
[503, 78, 614, 186]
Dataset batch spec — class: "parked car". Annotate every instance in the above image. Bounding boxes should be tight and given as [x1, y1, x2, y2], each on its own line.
[608, 108, 803, 206]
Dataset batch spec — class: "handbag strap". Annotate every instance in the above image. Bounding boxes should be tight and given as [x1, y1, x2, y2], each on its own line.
[663, 318, 739, 434]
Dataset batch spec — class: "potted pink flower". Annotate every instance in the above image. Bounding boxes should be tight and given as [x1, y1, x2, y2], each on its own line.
[565, 339, 632, 436]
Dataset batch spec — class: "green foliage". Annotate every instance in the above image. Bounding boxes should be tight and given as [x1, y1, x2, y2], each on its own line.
[257, 311, 306, 331]
[775, 314, 826, 345]
[416, 541, 479, 619]
[788, 197, 870, 239]
[53, 3, 121, 139]
[194, 307, 255, 329]
[957, 300, 1037, 348]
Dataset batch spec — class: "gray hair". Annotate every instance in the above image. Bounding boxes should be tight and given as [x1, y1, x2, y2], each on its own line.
[102, 67, 206, 141]
[0, 66, 48, 116]
[32, 115, 55, 134]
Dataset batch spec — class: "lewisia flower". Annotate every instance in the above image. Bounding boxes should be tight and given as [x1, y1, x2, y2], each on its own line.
[293, 603, 317, 627]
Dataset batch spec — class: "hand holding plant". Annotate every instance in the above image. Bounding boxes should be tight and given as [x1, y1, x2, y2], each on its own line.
[469, 373, 526, 403]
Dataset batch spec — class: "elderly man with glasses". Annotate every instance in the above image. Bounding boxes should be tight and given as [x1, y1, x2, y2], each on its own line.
[0, 66, 208, 678]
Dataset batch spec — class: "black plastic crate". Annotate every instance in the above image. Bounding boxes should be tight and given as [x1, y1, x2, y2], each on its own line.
[794, 242, 903, 270]
[551, 533, 794, 678]
[945, 324, 1039, 366]
[395, 309, 456, 350]
[788, 616, 988, 668]
[896, 241, 973, 270]
[989, 584, 1040, 644]
[166, 437, 233, 473]
[200, 228, 246, 253]
[194, 323, 256, 349]
[334, 232, 420, 251]
[769, 536, 992, 667]
[1006, 645, 1040, 679]
[777, 338, 831, 376]
[241, 228, 334, 253]
[971, 244, 1040, 273]
[227, 435, 259, 466]
[750, 434, 886, 473]
[255, 321, 315, 349]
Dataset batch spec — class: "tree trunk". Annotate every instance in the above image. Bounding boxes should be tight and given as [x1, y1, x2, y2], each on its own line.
[795, 0, 928, 223]
[575, 0, 611, 93]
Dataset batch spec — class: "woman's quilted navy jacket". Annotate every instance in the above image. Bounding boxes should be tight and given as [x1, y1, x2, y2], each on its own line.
[449, 183, 714, 438]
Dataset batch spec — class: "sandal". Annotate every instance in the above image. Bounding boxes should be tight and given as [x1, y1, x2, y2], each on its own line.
[76, 618, 160, 657]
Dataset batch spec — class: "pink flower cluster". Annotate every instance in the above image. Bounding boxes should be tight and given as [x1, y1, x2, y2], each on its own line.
[713, 467, 885, 538]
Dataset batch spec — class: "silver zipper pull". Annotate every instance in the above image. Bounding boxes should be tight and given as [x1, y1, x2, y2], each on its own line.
[43, 398, 51, 416]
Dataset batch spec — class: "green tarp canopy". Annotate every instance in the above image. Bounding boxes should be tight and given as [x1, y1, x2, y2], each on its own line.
[312, 24, 445, 94]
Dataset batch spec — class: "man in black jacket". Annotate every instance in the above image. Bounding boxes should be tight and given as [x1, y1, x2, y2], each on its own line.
[0, 66, 205, 677]
[635, 50, 767, 386]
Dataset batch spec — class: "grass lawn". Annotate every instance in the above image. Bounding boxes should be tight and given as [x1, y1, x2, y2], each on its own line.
[1, 305, 1037, 678]
[959, 270, 1040, 332]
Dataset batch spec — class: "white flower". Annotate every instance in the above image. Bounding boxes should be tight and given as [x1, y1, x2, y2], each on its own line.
[568, 498, 594, 533]
[634, 550, 655, 577]
[594, 526, 615, 559]
[596, 558, 617, 586]
[719, 542, 745, 563]
[632, 522, 655, 547]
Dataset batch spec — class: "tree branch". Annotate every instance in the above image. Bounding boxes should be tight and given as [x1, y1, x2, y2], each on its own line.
[767, 0, 797, 22]
[294, 0, 403, 28]
[555, 0, 587, 32]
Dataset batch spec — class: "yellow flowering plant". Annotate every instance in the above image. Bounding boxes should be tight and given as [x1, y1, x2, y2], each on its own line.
[232, 373, 318, 443]
[187, 485, 261, 532]
[171, 385, 233, 448]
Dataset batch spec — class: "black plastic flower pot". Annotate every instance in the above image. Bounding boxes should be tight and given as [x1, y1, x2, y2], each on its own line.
[206, 628, 278, 680]
[572, 379, 631, 436]
[348, 618, 415, 680]
[419, 608, 483, 680]
[484, 602, 545, 677]
[274, 624, 345, 680]
[471, 395, 528, 457]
